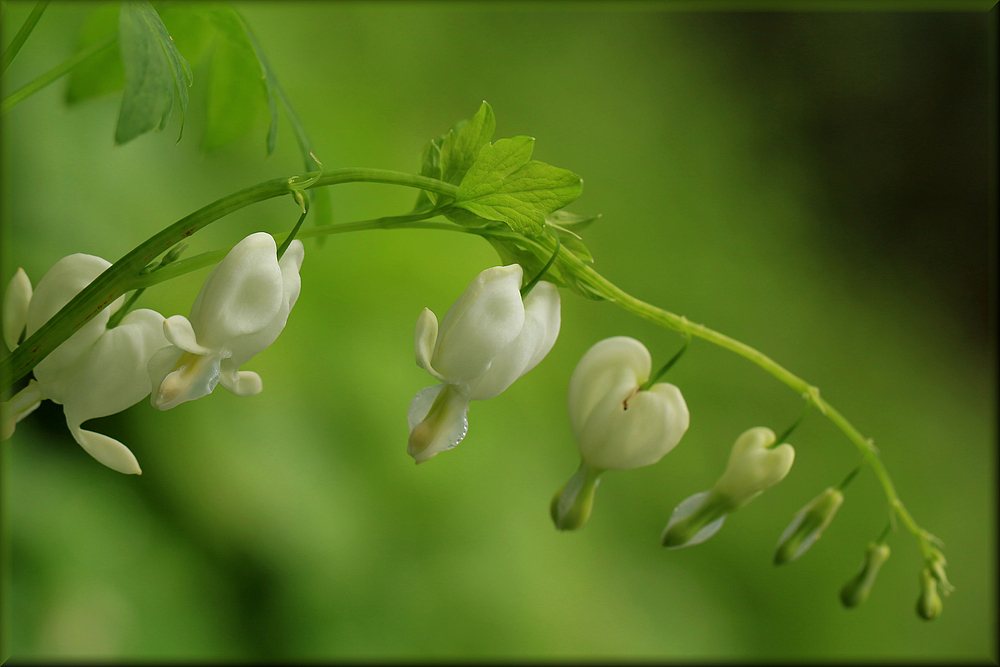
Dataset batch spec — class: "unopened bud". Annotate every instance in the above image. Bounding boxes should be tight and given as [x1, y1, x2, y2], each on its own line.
[774, 487, 844, 565]
[840, 542, 891, 608]
[916, 565, 943, 620]
[661, 490, 732, 549]
[550, 463, 603, 531]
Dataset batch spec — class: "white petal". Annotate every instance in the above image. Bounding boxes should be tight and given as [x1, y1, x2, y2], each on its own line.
[1, 379, 43, 440]
[188, 232, 284, 347]
[3, 268, 32, 349]
[219, 358, 262, 396]
[577, 381, 689, 470]
[431, 265, 525, 385]
[27, 254, 125, 380]
[68, 424, 142, 475]
[51, 308, 170, 419]
[149, 349, 223, 411]
[406, 384, 471, 464]
[567, 336, 650, 440]
[414, 308, 443, 380]
[468, 281, 561, 401]
[714, 428, 795, 506]
[163, 315, 209, 354]
[661, 490, 727, 550]
[227, 238, 304, 370]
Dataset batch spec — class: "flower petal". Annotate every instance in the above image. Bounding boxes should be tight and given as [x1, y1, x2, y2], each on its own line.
[227, 239, 304, 370]
[68, 424, 142, 475]
[3, 268, 32, 349]
[163, 315, 209, 354]
[219, 358, 263, 396]
[51, 308, 169, 418]
[567, 336, 651, 440]
[1, 379, 43, 440]
[431, 265, 525, 385]
[714, 428, 795, 506]
[149, 348, 223, 411]
[468, 281, 561, 401]
[188, 232, 284, 347]
[414, 308, 443, 380]
[27, 254, 126, 380]
[406, 384, 471, 464]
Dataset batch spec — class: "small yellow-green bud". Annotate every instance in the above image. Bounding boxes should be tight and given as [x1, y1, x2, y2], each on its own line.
[916, 565, 943, 620]
[774, 487, 844, 565]
[550, 463, 603, 531]
[840, 542, 891, 608]
[661, 490, 732, 548]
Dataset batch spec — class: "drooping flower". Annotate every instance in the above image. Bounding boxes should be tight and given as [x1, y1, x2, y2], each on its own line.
[567, 336, 689, 471]
[661, 427, 794, 548]
[149, 232, 304, 410]
[1, 255, 169, 474]
[551, 336, 690, 530]
[407, 264, 560, 464]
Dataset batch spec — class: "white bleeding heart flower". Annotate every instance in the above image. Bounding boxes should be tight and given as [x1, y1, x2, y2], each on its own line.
[149, 232, 303, 410]
[567, 336, 690, 471]
[661, 427, 795, 549]
[1, 254, 169, 474]
[407, 264, 561, 464]
[552, 336, 690, 531]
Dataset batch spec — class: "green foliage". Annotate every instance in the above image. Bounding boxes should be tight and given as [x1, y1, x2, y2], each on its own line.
[413, 101, 495, 213]
[115, 0, 192, 145]
[486, 216, 606, 301]
[64, 3, 123, 105]
[453, 136, 583, 237]
[441, 101, 496, 186]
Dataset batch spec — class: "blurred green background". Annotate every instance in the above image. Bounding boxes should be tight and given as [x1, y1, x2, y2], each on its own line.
[1, 2, 995, 661]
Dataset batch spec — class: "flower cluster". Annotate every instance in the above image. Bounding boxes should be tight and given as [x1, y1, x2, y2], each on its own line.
[2, 233, 304, 474]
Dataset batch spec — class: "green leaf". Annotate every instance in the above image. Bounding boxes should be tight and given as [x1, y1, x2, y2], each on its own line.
[547, 209, 601, 231]
[413, 136, 444, 212]
[440, 101, 495, 185]
[411, 102, 495, 213]
[115, 0, 192, 145]
[454, 137, 583, 237]
[65, 2, 123, 105]
[556, 229, 594, 264]
[157, 3, 216, 67]
[201, 29, 264, 150]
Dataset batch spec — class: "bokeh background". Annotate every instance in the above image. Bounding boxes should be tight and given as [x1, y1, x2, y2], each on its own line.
[1, 2, 995, 661]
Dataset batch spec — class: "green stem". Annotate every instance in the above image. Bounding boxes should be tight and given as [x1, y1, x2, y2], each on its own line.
[455, 226, 937, 557]
[520, 234, 560, 298]
[1, 33, 114, 114]
[0, 173, 937, 561]
[1, 0, 49, 77]
[641, 332, 690, 391]
[0, 169, 457, 390]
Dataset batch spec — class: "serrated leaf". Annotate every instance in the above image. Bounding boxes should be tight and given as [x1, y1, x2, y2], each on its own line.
[454, 136, 583, 236]
[440, 101, 495, 185]
[65, 3, 124, 105]
[115, 0, 192, 145]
